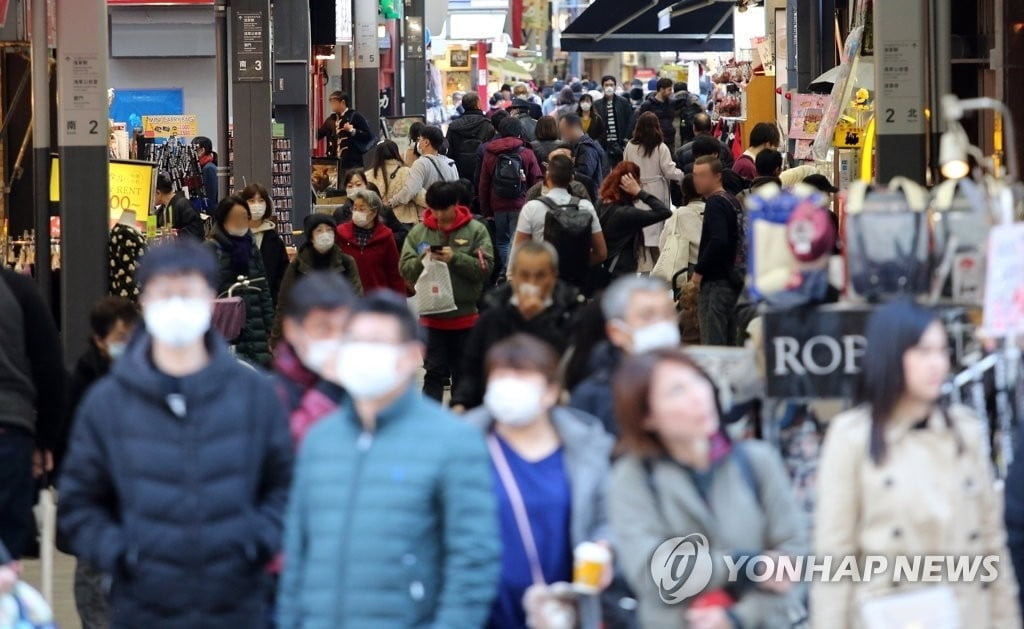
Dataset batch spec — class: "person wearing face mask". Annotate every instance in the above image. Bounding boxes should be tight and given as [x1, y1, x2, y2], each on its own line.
[336, 188, 406, 295]
[451, 242, 583, 412]
[276, 291, 500, 628]
[273, 272, 356, 445]
[241, 183, 289, 305]
[404, 121, 425, 166]
[570, 276, 679, 436]
[609, 349, 806, 629]
[400, 181, 494, 403]
[462, 334, 613, 628]
[60, 297, 138, 629]
[59, 239, 293, 629]
[576, 94, 606, 148]
[153, 173, 205, 241]
[817, 301, 1020, 629]
[272, 214, 362, 347]
[390, 126, 460, 212]
[599, 76, 633, 167]
[205, 195, 277, 366]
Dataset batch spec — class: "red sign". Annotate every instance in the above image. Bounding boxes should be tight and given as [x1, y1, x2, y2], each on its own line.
[0, 0, 9, 28]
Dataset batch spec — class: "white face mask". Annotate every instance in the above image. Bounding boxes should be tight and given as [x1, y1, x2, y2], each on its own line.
[352, 211, 373, 229]
[107, 342, 127, 361]
[604, 86, 615, 96]
[630, 320, 682, 354]
[227, 226, 248, 238]
[485, 377, 546, 427]
[144, 297, 211, 348]
[249, 202, 267, 221]
[302, 338, 341, 373]
[581, 102, 592, 112]
[334, 342, 404, 399]
[313, 231, 335, 253]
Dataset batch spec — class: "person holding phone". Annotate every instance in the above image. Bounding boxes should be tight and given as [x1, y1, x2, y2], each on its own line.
[399, 181, 494, 403]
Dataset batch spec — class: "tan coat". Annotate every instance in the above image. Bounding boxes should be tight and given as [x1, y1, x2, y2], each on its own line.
[623, 141, 684, 246]
[366, 159, 422, 224]
[812, 405, 1020, 629]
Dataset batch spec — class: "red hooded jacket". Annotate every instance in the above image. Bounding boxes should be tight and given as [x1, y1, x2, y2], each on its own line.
[478, 137, 543, 217]
[336, 220, 407, 294]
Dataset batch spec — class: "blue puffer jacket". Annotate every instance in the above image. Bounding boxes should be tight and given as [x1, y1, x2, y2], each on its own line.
[58, 331, 293, 629]
[276, 385, 501, 629]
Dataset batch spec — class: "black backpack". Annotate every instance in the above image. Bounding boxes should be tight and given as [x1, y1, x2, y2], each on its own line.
[539, 196, 592, 285]
[492, 148, 526, 199]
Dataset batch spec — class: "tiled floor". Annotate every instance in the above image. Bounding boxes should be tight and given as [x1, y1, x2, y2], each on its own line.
[21, 552, 82, 629]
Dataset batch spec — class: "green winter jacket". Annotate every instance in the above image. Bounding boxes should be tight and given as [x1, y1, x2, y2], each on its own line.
[399, 206, 493, 326]
[205, 226, 276, 366]
[271, 244, 363, 346]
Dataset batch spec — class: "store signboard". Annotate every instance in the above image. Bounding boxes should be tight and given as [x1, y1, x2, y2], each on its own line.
[763, 306, 871, 399]
[234, 10, 268, 82]
[405, 16, 424, 60]
[337, 0, 353, 43]
[142, 114, 198, 139]
[50, 156, 156, 224]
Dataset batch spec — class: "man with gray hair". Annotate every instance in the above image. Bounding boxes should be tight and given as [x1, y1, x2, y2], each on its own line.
[569, 275, 680, 435]
[451, 241, 584, 411]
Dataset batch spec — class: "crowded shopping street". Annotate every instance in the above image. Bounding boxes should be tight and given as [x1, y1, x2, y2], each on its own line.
[2, 0, 1024, 627]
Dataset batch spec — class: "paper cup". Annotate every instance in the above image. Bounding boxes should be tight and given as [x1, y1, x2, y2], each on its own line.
[573, 542, 611, 594]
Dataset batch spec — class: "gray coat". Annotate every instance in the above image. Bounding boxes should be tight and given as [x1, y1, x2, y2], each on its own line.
[609, 440, 807, 629]
[464, 406, 613, 629]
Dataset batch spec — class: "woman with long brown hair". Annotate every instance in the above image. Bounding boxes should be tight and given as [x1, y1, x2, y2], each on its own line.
[591, 161, 673, 289]
[623, 111, 684, 255]
[609, 349, 806, 629]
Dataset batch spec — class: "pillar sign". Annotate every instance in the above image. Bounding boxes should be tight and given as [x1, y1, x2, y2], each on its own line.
[57, 29, 107, 146]
[873, 0, 927, 182]
[234, 10, 269, 82]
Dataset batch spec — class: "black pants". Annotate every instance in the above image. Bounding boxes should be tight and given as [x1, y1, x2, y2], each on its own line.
[423, 328, 471, 403]
[0, 425, 35, 560]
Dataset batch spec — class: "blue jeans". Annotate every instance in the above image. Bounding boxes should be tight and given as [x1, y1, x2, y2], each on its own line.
[494, 210, 520, 268]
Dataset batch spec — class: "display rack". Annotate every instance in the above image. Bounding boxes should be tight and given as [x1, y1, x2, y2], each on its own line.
[227, 133, 295, 246]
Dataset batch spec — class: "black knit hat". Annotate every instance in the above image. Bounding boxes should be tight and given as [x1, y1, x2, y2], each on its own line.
[137, 239, 219, 290]
[303, 213, 337, 243]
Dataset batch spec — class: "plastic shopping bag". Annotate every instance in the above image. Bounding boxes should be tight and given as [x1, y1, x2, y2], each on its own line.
[0, 582, 56, 629]
[413, 257, 458, 316]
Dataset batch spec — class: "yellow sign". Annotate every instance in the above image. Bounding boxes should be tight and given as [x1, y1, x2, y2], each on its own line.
[50, 156, 156, 223]
[142, 114, 199, 139]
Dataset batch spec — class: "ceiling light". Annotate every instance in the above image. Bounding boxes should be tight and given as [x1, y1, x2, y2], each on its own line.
[939, 125, 969, 179]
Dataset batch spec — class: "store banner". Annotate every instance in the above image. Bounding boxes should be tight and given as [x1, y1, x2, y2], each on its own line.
[142, 114, 198, 139]
[50, 156, 156, 224]
[763, 306, 872, 399]
[982, 222, 1024, 338]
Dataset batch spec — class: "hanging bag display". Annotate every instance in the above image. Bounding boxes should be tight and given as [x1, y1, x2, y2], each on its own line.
[413, 255, 458, 316]
[931, 177, 991, 303]
[843, 177, 932, 302]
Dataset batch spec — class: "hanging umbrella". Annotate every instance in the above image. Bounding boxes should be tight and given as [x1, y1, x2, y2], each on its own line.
[808, 62, 874, 94]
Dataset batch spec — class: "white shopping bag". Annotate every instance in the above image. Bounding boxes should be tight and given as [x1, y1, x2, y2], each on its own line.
[36, 488, 55, 606]
[414, 256, 458, 316]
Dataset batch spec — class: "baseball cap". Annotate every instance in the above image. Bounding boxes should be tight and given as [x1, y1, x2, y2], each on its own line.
[802, 174, 840, 194]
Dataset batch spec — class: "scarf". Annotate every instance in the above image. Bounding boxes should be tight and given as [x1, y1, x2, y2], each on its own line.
[199, 153, 215, 168]
[354, 225, 374, 248]
[227, 234, 253, 276]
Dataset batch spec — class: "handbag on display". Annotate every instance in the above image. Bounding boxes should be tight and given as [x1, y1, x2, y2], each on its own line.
[413, 256, 458, 316]
[843, 177, 932, 302]
[931, 178, 991, 303]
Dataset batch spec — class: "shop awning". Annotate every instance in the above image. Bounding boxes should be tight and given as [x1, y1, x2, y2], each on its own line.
[560, 0, 734, 53]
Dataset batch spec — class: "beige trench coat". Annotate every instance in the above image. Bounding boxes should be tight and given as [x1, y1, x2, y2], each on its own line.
[812, 405, 1020, 628]
[367, 159, 422, 224]
[623, 141, 683, 247]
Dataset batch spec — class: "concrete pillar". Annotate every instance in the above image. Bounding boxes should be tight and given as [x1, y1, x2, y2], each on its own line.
[402, 0, 427, 117]
[354, 0, 381, 145]
[30, 0, 50, 305]
[272, 0, 311, 230]
[56, 0, 110, 361]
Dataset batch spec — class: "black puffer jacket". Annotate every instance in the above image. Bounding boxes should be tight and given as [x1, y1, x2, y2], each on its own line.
[445, 110, 495, 180]
[205, 226, 276, 366]
[452, 281, 584, 410]
[58, 331, 293, 629]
